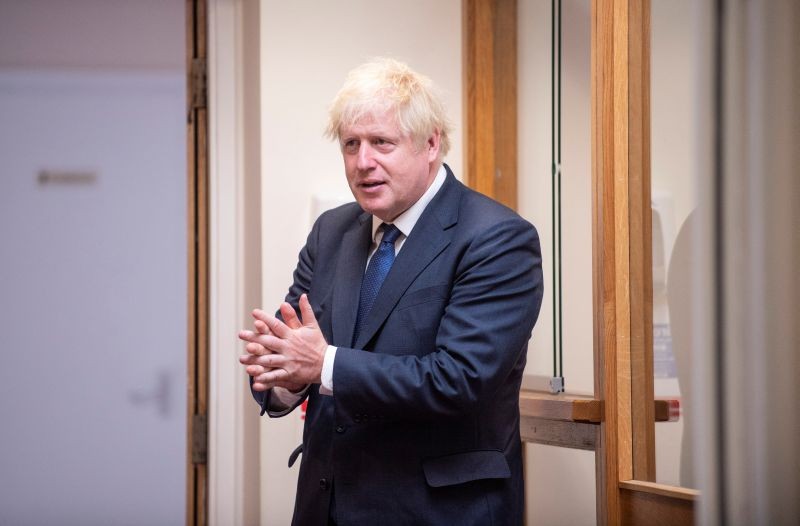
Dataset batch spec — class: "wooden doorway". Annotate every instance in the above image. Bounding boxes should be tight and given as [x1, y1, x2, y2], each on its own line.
[186, 0, 209, 524]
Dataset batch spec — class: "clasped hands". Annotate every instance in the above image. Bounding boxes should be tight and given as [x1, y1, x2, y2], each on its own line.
[238, 294, 327, 392]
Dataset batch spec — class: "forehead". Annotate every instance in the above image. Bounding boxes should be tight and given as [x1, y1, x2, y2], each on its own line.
[339, 110, 401, 138]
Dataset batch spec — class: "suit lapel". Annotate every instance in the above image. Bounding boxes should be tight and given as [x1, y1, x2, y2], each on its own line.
[331, 212, 372, 347]
[353, 169, 462, 350]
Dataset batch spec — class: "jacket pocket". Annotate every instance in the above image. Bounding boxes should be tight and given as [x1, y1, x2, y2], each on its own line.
[422, 450, 511, 488]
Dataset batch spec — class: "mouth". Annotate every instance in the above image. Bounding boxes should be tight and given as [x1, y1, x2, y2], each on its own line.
[359, 180, 385, 190]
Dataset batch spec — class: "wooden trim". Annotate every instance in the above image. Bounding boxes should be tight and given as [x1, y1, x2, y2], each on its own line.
[619, 481, 699, 501]
[592, 1, 619, 523]
[611, 0, 634, 486]
[520, 417, 598, 451]
[185, 1, 197, 522]
[620, 483, 695, 526]
[519, 390, 674, 424]
[205, 0, 263, 522]
[463, 0, 517, 209]
[592, 0, 653, 523]
[463, 0, 493, 197]
[187, 0, 208, 524]
[626, 0, 654, 482]
[492, 0, 517, 208]
[519, 390, 603, 423]
[653, 399, 676, 422]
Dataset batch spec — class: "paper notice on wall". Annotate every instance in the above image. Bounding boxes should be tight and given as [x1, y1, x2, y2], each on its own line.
[653, 322, 677, 378]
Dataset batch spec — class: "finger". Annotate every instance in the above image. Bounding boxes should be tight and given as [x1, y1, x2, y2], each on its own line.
[255, 354, 287, 369]
[244, 342, 270, 356]
[241, 330, 283, 353]
[254, 319, 271, 335]
[252, 381, 270, 392]
[252, 309, 272, 324]
[240, 353, 259, 365]
[245, 364, 266, 376]
[264, 315, 291, 339]
[238, 329, 256, 342]
[239, 329, 271, 344]
[255, 368, 289, 385]
[253, 310, 291, 339]
[299, 294, 319, 328]
[246, 364, 279, 377]
[280, 302, 302, 329]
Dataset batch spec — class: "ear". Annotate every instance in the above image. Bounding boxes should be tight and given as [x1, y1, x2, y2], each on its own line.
[426, 129, 441, 162]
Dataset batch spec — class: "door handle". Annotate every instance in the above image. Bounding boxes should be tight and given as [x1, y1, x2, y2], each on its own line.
[128, 369, 171, 417]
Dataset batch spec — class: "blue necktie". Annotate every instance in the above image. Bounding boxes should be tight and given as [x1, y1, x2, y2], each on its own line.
[353, 223, 402, 345]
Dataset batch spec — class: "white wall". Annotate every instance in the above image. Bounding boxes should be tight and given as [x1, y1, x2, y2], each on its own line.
[258, 1, 462, 523]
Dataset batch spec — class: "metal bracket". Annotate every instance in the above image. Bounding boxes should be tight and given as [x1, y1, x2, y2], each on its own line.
[191, 413, 208, 464]
[191, 58, 207, 110]
[549, 376, 565, 394]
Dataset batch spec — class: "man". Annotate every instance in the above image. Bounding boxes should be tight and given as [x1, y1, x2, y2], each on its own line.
[239, 58, 543, 525]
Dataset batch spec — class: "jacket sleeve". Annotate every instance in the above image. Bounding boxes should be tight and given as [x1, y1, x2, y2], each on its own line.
[250, 214, 321, 417]
[332, 217, 544, 422]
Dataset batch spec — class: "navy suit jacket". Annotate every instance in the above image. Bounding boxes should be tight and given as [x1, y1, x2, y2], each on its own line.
[254, 165, 543, 525]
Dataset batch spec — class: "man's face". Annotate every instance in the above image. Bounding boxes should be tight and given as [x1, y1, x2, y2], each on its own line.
[340, 111, 440, 222]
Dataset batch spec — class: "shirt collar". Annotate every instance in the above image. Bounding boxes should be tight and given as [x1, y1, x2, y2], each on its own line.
[371, 164, 447, 241]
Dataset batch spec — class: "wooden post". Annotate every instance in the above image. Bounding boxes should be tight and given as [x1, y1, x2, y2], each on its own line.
[463, 0, 518, 210]
[592, 0, 653, 523]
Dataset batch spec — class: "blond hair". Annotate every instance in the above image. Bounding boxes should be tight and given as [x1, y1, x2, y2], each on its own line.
[325, 58, 452, 158]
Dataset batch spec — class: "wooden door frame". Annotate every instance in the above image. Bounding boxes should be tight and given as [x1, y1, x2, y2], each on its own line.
[463, 0, 698, 524]
[188, 1, 264, 525]
[463, 0, 518, 210]
[590, 2, 700, 523]
[186, 0, 209, 524]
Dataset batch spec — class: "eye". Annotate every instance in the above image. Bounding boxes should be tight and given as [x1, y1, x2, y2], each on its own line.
[373, 138, 395, 151]
[342, 139, 359, 154]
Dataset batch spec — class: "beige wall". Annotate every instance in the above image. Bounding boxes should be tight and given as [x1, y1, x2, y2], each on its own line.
[258, 1, 462, 523]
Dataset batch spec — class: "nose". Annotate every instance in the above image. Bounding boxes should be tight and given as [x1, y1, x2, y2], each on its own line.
[356, 142, 376, 171]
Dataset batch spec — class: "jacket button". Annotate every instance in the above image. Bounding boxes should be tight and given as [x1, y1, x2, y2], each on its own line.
[319, 478, 329, 490]
[335, 425, 346, 433]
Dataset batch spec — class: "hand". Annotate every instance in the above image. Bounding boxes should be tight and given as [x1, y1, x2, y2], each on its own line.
[238, 294, 327, 390]
[238, 302, 306, 393]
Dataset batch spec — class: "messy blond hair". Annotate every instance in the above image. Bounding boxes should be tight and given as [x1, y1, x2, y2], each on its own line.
[325, 58, 452, 159]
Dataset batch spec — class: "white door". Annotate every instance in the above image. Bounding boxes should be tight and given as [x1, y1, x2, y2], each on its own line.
[0, 69, 187, 524]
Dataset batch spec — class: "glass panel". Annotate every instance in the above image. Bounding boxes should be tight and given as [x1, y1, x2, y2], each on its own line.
[649, 0, 712, 488]
[519, 0, 593, 396]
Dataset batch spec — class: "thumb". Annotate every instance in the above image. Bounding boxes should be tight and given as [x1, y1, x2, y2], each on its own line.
[298, 294, 319, 328]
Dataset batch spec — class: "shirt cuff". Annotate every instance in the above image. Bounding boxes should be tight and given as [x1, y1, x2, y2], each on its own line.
[319, 345, 337, 395]
[271, 385, 308, 410]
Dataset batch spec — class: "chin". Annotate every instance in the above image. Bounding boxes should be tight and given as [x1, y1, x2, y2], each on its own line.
[357, 199, 385, 217]
[365, 207, 395, 222]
